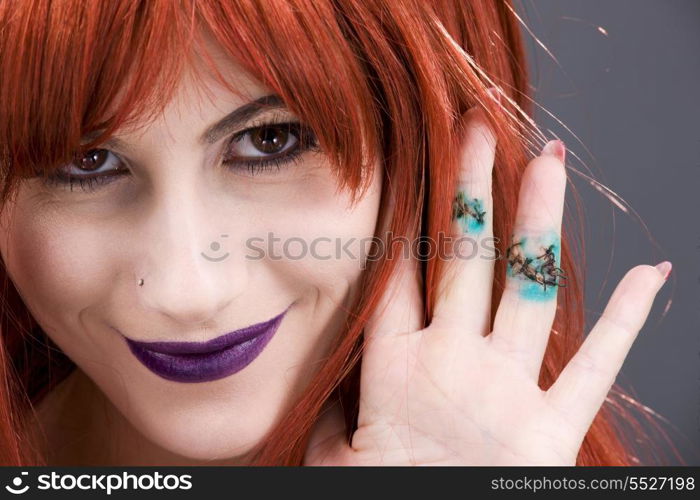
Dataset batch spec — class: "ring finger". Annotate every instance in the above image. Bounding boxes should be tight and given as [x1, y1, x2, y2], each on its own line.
[490, 139, 568, 381]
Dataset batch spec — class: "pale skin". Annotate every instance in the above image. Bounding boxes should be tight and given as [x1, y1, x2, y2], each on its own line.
[0, 44, 384, 465]
[0, 41, 667, 464]
[303, 98, 670, 466]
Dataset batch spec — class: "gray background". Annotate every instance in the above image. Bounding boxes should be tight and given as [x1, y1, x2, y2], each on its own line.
[517, 0, 699, 464]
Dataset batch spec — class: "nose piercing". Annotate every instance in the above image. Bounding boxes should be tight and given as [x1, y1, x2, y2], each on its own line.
[138, 278, 144, 287]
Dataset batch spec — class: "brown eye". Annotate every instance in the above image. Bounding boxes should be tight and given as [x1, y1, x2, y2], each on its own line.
[221, 121, 319, 176]
[41, 148, 128, 192]
[228, 124, 299, 160]
[74, 149, 111, 172]
[249, 125, 290, 154]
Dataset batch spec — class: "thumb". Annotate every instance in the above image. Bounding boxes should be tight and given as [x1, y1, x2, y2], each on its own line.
[303, 398, 352, 465]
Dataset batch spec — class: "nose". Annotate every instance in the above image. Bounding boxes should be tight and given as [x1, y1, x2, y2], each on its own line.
[137, 179, 246, 327]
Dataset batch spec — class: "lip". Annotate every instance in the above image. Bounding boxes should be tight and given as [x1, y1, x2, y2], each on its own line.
[121, 304, 292, 383]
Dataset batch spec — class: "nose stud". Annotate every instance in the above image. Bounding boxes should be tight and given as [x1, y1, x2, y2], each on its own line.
[138, 278, 144, 287]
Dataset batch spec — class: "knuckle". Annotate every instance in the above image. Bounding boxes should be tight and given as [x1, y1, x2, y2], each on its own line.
[599, 308, 640, 338]
[490, 334, 531, 363]
[570, 348, 614, 382]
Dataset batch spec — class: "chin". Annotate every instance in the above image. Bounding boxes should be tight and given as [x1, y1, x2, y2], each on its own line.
[127, 400, 275, 463]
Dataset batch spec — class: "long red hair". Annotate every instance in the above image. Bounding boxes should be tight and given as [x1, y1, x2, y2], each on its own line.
[0, 0, 679, 465]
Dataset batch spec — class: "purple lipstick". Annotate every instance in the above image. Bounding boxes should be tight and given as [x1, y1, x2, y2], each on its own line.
[122, 305, 291, 383]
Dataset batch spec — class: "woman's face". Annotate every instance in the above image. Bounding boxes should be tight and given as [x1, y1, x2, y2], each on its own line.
[0, 48, 382, 461]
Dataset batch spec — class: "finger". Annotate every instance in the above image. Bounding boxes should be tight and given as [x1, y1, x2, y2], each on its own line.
[364, 247, 424, 338]
[432, 90, 499, 337]
[364, 180, 424, 340]
[545, 263, 669, 435]
[358, 192, 425, 427]
[490, 140, 567, 381]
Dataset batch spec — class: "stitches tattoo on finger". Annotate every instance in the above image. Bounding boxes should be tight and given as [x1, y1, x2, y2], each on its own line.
[452, 190, 486, 234]
[505, 231, 567, 301]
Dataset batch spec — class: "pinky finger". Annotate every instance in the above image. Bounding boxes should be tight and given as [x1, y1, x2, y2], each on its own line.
[545, 262, 670, 434]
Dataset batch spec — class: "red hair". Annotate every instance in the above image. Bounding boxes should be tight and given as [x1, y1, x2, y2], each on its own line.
[0, 0, 680, 465]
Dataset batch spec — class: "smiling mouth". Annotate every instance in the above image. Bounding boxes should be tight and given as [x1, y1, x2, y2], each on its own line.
[120, 304, 292, 383]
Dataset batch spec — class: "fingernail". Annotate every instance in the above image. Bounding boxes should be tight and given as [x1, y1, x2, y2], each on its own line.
[654, 260, 672, 281]
[486, 86, 501, 104]
[541, 139, 566, 164]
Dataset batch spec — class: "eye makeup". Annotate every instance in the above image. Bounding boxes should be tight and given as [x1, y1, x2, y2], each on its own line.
[36, 110, 320, 193]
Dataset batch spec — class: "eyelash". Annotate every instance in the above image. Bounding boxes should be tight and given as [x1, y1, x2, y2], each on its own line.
[224, 121, 319, 176]
[42, 121, 320, 193]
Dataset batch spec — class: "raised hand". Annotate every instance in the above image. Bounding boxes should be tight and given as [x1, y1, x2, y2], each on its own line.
[304, 96, 670, 466]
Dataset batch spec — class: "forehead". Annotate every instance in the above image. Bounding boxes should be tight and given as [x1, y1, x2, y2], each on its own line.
[179, 37, 267, 114]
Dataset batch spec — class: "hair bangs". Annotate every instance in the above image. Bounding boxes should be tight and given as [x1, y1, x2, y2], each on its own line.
[0, 0, 383, 206]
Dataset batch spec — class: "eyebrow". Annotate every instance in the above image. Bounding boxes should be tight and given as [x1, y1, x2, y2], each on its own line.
[200, 93, 286, 145]
[81, 93, 286, 150]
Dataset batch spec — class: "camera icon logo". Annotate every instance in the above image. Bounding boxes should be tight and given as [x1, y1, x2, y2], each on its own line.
[5, 471, 29, 494]
[201, 234, 230, 262]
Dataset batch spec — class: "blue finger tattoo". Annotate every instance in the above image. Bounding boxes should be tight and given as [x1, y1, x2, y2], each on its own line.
[452, 190, 486, 234]
[505, 230, 567, 301]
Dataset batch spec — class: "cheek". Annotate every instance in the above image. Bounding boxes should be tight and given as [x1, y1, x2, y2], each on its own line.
[245, 166, 382, 383]
[261, 180, 381, 300]
[1, 207, 114, 341]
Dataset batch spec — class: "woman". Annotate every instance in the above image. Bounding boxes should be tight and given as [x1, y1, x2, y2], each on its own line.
[0, 0, 675, 465]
